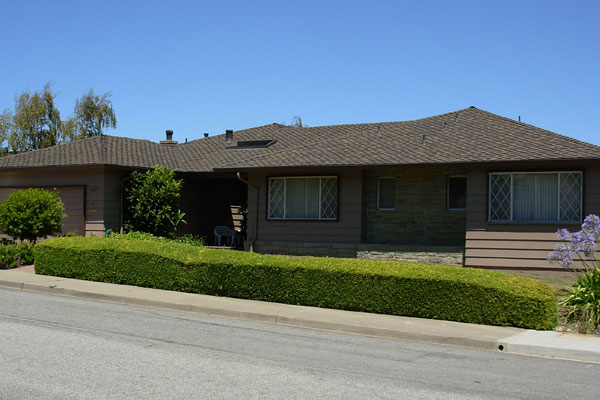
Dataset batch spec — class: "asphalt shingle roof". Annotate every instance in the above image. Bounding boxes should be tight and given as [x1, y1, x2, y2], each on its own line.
[1, 107, 598, 172]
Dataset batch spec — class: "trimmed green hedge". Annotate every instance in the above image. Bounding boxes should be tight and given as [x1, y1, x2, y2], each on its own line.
[34, 237, 558, 329]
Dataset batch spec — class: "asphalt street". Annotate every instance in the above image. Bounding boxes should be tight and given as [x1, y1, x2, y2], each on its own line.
[0, 288, 598, 400]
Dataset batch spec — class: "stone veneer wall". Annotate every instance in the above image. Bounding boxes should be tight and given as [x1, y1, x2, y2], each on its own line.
[364, 166, 467, 247]
[252, 240, 464, 265]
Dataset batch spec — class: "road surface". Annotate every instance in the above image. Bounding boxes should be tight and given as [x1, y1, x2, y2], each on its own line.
[0, 288, 598, 399]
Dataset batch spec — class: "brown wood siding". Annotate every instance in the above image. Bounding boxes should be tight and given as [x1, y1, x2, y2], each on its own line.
[464, 161, 600, 270]
[55, 186, 85, 235]
[248, 169, 363, 243]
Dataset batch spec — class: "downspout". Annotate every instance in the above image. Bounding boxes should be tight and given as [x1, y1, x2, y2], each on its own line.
[236, 172, 259, 252]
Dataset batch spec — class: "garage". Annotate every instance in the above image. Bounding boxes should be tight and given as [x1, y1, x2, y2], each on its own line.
[0, 186, 85, 237]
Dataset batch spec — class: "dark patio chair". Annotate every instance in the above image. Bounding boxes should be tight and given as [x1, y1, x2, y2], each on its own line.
[213, 226, 236, 247]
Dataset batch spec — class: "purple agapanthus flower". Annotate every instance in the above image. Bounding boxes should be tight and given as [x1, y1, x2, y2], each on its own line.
[548, 215, 600, 273]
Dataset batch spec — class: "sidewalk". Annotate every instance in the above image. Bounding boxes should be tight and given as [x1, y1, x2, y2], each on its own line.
[1, 267, 599, 363]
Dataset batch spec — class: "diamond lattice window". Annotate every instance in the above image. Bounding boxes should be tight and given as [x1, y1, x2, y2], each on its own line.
[268, 176, 337, 220]
[489, 174, 512, 221]
[268, 178, 285, 218]
[560, 173, 582, 222]
[489, 172, 582, 222]
[320, 177, 338, 219]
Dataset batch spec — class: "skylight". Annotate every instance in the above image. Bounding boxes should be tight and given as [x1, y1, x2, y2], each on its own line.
[225, 139, 276, 150]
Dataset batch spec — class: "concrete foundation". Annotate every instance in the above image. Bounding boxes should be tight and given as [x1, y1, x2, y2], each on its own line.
[251, 240, 464, 265]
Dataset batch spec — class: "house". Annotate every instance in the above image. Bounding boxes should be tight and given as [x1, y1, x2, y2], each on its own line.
[1, 106, 599, 274]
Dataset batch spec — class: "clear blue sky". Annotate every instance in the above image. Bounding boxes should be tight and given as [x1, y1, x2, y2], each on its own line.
[1, 1, 599, 145]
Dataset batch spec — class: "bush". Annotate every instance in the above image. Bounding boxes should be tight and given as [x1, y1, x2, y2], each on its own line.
[174, 234, 205, 247]
[123, 166, 185, 238]
[107, 231, 204, 247]
[0, 189, 65, 242]
[108, 231, 167, 242]
[0, 243, 34, 269]
[34, 237, 557, 329]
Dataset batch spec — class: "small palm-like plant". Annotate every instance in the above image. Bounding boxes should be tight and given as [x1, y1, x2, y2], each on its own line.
[561, 268, 600, 333]
[549, 215, 600, 333]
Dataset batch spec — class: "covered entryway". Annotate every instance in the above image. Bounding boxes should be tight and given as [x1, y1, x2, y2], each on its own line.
[177, 174, 248, 245]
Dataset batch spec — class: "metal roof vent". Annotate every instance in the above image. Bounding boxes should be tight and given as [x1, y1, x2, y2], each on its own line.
[225, 130, 234, 142]
[160, 130, 178, 145]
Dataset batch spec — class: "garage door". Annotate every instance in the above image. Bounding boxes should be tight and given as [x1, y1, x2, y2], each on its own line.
[0, 186, 85, 237]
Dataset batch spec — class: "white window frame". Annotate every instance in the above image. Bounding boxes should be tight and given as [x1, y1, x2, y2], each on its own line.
[267, 176, 337, 220]
[488, 171, 583, 223]
[447, 175, 467, 211]
[377, 177, 396, 210]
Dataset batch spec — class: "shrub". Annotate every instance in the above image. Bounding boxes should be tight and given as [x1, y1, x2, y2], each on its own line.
[107, 231, 204, 247]
[548, 214, 600, 333]
[0, 243, 34, 269]
[108, 231, 167, 242]
[0, 188, 65, 242]
[35, 237, 557, 329]
[123, 166, 185, 238]
[174, 234, 205, 247]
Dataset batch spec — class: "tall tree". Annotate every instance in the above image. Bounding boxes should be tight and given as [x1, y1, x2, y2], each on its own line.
[0, 110, 12, 154]
[71, 89, 116, 138]
[7, 83, 63, 152]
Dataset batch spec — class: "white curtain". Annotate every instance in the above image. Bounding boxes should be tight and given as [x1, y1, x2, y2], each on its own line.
[513, 174, 557, 221]
[285, 178, 320, 218]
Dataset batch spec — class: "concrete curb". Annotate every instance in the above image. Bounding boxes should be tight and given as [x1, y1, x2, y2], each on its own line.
[1, 270, 599, 363]
[0, 277, 506, 351]
[499, 331, 600, 363]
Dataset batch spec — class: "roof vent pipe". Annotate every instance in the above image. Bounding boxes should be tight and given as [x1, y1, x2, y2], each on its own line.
[160, 130, 178, 145]
[225, 130, 234, 142]
[204, 133, 209, 138]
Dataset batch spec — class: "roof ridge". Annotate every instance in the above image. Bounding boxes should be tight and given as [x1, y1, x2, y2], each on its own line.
[470, 108, 600, 149]
[215, 109, 479, 168]
[216, 118, 385, 169]
[190, 107, 475, 144]
[297, 107, 475, 130]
